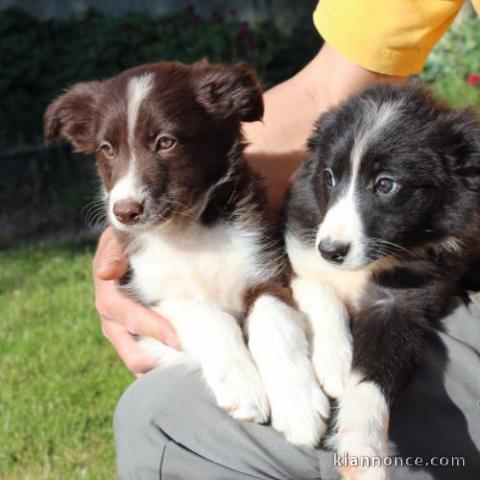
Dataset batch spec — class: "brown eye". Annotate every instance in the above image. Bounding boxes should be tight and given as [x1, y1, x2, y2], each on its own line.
[375, 177, 398, 195]
[99, 142, 115, 159]
[155, 135, 176, 151]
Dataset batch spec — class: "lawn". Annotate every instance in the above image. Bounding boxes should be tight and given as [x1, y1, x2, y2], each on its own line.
[0, 238, 131, 479]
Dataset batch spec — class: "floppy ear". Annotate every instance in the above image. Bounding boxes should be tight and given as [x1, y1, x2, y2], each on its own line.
[194, 61, 264, 122]
[44, 81, 103, 153]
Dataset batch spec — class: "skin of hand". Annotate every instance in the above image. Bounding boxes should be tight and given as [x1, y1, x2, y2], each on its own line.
[245, 43, 406, 212]
[93, 227, 180, 374]
[93, 43, 407, 375]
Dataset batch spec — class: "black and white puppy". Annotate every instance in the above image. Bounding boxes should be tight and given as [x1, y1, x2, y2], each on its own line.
[286, 82, 480, 477]
[44, 61, 330, 446]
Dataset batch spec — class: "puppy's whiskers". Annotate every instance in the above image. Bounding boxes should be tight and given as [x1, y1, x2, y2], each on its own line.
[82, 199, 107, 231]
[366, 238, 418, 261]
[165, 198, 198, 221]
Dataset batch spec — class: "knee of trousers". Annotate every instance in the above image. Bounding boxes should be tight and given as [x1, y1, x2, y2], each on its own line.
[114, 364, 207, 442]
[114, 366, 206, 479]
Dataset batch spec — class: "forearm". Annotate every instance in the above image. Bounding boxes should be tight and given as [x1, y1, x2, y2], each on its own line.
[245, 43, 407, 212]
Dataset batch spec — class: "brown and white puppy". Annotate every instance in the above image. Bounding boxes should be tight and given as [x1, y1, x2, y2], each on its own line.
[44, 61, 329, 446]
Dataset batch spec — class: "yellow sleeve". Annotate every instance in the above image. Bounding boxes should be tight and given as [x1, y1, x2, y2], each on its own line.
[313, 0, 466, 76]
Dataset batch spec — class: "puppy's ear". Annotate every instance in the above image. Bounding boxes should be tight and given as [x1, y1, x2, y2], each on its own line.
[447, 108, 480, 191]
[194, 62, 263, 122]
[44, 81, 103, 153]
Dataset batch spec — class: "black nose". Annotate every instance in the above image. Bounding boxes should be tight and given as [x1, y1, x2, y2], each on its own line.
[113, 199, 144, 225]
[318, 239, 350, 264]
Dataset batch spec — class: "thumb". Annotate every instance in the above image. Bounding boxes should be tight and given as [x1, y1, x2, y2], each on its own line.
[94, 232, 129, 281]
[96, 254, 129, 281]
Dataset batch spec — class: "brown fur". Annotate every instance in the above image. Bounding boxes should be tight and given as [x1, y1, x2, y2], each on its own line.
[45, 60, 292, 312]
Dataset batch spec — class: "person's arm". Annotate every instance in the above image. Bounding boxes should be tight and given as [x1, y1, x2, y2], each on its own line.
[93, 43, 406, 374]
[245, 43, 406, 212]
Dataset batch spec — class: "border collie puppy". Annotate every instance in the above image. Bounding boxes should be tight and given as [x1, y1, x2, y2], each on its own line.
[44, 61, 330, 446]
[286, 82, 480, 477]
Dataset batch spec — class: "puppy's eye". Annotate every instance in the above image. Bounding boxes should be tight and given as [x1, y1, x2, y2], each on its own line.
[375, 177, 398, 195]
[324, 168, 335, 187]
[99, 142, 115, 159]
[155, 135, 176, 151]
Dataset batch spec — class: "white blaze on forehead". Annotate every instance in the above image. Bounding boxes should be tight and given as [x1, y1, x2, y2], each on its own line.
[108, 73, 154, 228]
[110, 163, 139, 205]
[349, 101, 400, 187]
[316, 101, 401, 267]
[127, 73, 154, 148]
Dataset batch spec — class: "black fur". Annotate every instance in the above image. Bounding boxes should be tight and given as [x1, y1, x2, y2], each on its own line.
[286, 82, 480, 404]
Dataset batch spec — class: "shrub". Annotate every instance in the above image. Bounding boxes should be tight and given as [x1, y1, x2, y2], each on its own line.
[0, 7, 321, 148]
[422, 14, 480, 107]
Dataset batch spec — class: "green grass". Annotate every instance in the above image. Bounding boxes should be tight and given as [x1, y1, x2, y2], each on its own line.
[0, 238, 131, 479]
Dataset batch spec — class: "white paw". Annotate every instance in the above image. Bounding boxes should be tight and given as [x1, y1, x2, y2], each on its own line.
[313, 338, 352, 399]
[267, 366, 330, 447]
[336, 429, 389, 480]
[136, 336, 187, 366]
[209, 360, 270, 424]
[264, 355, 330, 448]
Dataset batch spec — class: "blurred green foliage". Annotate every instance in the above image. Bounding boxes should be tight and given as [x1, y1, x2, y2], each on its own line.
[422, 14, 480, 106]
[423, 16, 480, 84]
[0, 6, 321, 147]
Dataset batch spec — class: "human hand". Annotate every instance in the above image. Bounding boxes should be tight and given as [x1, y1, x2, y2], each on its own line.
[93, 227, 179, 374]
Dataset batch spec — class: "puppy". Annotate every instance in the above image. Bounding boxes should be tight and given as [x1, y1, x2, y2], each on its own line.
[286, 82, 480, 477]
[44, 61, 329, 446]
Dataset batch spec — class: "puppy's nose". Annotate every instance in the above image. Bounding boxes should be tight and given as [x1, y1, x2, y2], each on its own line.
[318, 239, 350, 264]
[113, 199, 144, 225]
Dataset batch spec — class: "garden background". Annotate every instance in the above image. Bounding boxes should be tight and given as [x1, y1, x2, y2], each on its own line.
[0, 1, 479, 478]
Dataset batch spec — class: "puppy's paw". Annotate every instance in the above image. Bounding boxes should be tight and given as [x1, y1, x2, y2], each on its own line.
[210, 360, 270, 424]
[335, 429, 389, 480]
[264, 358, 330, 447]
[313, 336, 352, 399]
[272, 382, 330, 447]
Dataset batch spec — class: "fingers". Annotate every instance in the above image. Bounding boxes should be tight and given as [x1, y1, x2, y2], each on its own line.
[122, 301, 180, 349]
[93, 227, 129, 281]
[93, 227, 180, 375]
[94, 270, 179, 347]
[103, 320, 160, 375]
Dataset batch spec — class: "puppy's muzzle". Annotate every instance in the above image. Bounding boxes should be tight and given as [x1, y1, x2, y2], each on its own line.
[113, 199, 144, 225]
[318, 238, 350, 265]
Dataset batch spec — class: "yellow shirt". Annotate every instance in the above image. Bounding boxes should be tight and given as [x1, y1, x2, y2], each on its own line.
[313, 0, 479, 76]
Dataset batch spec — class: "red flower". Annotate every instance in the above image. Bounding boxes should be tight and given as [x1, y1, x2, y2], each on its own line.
[236, 22, 256, 48]
[467, 73, 480, 87]
[238, 23, 253, 41]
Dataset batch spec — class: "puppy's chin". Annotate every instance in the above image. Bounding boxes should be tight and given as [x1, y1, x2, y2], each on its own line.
[325, 259, 371, 272]
[316, 252, 375, 272]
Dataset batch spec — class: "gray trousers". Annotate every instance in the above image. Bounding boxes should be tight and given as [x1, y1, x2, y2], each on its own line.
[114, 297, 480, 480]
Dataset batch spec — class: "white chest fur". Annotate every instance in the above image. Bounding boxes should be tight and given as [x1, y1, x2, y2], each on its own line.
[128, 222, 269, 317]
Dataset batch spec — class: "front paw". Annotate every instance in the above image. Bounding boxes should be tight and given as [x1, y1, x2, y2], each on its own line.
[271, 380, 330, 448]
[210, 360, 270, 424]
[335, 430, 388, 480]
[313, 338, 352, 399]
